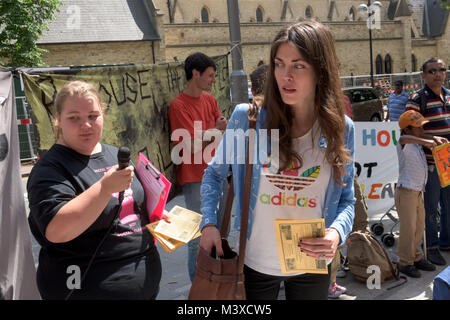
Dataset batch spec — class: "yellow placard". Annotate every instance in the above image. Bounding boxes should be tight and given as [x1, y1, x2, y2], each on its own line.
[432, 142, 450, 188]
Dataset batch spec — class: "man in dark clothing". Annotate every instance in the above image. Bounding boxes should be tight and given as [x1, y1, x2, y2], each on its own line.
[405, 57, 450, 265]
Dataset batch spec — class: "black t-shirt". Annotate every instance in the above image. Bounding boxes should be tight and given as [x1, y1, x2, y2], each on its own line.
[27, 143, 161, 299]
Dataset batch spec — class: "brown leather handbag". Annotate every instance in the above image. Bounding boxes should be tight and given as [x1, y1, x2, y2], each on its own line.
[188, 116, 256, 300]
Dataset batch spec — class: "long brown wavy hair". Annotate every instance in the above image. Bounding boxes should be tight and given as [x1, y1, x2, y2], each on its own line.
[263, 20, 351, 186]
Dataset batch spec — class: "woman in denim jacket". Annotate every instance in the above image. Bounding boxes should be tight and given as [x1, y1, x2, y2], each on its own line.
[199, 20, 355, 300]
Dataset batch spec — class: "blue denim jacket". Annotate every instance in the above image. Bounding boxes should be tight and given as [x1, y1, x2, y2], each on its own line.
[200, 103, 355, 246]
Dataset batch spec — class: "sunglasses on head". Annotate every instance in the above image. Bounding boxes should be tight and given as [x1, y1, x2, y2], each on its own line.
[426, 68, 447, 75]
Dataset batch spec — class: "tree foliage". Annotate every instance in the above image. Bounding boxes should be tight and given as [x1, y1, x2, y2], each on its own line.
[0, 0, 61, 68]
[442, 0, 450, 10]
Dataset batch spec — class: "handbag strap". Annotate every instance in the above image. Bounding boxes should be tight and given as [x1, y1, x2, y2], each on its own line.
[238, 117, 255, 272]
[220, 176, 234, 237]
[220, 115, 256, 274]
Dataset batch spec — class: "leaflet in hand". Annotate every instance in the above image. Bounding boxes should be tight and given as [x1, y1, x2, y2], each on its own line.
[135, 153, 171, 223]
[146, 206, 202, 253]
[274, 218, 328, 274]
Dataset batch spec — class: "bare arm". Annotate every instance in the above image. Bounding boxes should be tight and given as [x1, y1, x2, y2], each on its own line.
[45, 165, 134, 243]
[399, 135, 437, 149]
[408, 132, 447, 144]
[412, 134, 448, 146]
[187, 116, 227, 154]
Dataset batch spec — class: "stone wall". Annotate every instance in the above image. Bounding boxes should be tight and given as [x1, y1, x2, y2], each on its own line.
[156, 0, 449, 77]
[39, 40, 162, 67]
[23, 0, 448, 76]
[164, 20, 409, 76]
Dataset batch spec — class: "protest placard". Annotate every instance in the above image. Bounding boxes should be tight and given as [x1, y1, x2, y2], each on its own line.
[433, 142, 450, 187]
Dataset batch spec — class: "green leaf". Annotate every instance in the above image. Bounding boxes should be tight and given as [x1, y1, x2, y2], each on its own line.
[300, 166, 320, 178]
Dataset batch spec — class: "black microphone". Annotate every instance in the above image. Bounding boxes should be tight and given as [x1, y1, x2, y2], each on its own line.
[117, 147, 131, 204]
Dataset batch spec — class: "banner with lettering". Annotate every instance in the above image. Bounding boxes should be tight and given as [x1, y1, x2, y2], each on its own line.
[21, 55, 231, 193]
[354, 122, 401, 216]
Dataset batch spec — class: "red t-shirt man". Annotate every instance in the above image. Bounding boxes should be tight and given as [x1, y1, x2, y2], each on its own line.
[168, 52, 227, 282]
[169, 92, 223, 185]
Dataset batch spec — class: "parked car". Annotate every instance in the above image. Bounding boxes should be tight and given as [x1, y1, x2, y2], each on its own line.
[342, 86, 384, 121]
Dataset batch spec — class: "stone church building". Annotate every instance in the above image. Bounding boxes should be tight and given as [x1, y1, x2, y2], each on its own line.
[25, 0, 450, 77]
[155, 0, 449, 76]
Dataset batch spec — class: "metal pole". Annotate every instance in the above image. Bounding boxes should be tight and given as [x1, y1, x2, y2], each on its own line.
[368, 0, 374, 87]
[227, 0, 248, 107]
[369, 24, 374, 87]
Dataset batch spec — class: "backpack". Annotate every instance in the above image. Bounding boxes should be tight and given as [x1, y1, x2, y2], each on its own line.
[347, 231, 407, 290]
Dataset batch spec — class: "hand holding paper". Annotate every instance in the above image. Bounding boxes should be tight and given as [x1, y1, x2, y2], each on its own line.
[146, 206, 202, 252]
[274, 219, 328, 274]
[299, 228, 340, 260]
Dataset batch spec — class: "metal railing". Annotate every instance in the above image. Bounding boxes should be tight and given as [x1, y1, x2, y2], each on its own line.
[15, 96, 37, 162]
[341, 71, 450, 98]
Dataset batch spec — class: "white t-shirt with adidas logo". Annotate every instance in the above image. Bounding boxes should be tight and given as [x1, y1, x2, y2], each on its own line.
[244, 120, 332, 276]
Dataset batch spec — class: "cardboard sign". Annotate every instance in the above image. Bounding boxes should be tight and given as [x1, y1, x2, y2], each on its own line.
[433, 142, 450, 187]
[354, 122, 401, 216]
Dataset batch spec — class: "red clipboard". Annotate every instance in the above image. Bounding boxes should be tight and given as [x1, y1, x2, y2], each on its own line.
[135, 153, 171, 223]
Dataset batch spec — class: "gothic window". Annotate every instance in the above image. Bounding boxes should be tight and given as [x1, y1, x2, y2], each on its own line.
[256, 6, 264, 22]
[349, 7, 356, 21]
[411, 54, 417, 72]
[376, 55, 383, 74]
[305, 6, 313, 19]
[201, 6, 209, 23]
[385, 54, 392, 74]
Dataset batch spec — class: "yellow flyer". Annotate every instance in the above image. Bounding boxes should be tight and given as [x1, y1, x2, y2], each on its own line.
[274, 218, 328, 274]
[146, 206, 202, 253]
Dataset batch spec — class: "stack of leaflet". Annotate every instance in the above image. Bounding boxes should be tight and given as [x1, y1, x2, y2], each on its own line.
[146, 205, 202, 252]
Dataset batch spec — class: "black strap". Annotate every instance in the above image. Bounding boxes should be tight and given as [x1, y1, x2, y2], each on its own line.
[386, 275, 408, 290]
